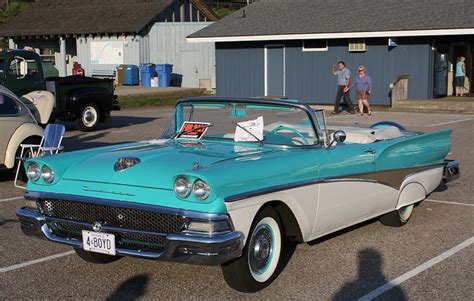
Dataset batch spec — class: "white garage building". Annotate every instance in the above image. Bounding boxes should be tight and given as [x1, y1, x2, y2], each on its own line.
[0, 0, 217, 88]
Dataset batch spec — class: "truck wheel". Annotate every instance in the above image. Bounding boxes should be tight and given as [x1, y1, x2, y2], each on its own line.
[74, 248, 122, 264]
[75, 103, 100, 132]
[380, 204, 415, 227]
[221, 206, 287, 293]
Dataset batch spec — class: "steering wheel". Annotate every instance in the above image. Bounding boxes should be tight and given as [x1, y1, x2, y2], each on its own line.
[271, 125, 309, 145]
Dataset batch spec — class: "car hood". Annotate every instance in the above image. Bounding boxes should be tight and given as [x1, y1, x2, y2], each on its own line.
[58, 139, 275, 189]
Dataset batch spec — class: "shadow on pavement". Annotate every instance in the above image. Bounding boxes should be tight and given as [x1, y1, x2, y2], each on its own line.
[62, 132, 133, 151]
[0, 218, 19, 227]
[106, 274, 149, 301]
[332, 248, 407, 301]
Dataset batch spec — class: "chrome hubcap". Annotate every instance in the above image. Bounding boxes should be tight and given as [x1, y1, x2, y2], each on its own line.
[82, 106, 97, 127]
[249, 225, 273, 274]
[84, 111, 94, 122]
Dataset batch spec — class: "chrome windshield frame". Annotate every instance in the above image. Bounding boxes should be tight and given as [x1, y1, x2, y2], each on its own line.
[173, 97, 325, 148]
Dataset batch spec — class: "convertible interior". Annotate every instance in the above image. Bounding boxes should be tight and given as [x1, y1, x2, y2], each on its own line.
[221, 123, 405, 146]
[327, 126, 405, 144]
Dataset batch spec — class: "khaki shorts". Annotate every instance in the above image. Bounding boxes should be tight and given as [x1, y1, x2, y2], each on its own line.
[356, 91, 370, 100]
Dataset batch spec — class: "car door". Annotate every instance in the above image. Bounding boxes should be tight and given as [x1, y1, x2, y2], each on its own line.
[0, 93, 24, 165]
[312, 142, 379, 236]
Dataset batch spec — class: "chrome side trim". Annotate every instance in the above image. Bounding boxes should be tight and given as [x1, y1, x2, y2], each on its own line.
[224, 164, 444, 203]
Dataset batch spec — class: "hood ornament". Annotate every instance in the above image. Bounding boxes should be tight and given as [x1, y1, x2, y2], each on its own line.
[114, 157, 141, 172]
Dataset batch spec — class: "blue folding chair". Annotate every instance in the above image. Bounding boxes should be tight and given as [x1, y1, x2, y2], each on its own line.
[14, 124, 65, 188]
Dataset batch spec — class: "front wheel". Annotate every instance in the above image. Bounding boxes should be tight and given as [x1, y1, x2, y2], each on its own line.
[380, 204, 415, 227]
[222, 207, 286, 293]
[75, 102, 100, 132]
[74, 248, 122, 264]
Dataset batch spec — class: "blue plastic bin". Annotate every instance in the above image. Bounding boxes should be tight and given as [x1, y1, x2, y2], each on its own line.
[155, 64, 173, 87]
[140, 63, 156, 87]
[123, 65, 139, 85]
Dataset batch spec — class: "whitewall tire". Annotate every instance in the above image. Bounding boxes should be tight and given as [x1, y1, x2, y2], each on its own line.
[75, 102, 100, 132]
[248, 217, 282, 283]
[221, 206, 287, 293]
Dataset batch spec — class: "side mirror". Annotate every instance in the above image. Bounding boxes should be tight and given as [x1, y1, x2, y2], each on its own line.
[328, 130, 346, 147]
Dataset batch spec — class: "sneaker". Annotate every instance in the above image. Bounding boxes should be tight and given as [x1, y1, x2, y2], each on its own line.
[331, 111, 339, 115]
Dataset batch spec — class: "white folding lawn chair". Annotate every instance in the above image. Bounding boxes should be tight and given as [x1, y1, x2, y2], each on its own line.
[14, 123, 65, 189]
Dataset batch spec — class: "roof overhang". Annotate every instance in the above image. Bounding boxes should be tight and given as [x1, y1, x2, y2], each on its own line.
[187, 28, 474, 43]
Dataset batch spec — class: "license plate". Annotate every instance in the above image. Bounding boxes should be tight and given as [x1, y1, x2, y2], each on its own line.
[82, 230, 116, 256]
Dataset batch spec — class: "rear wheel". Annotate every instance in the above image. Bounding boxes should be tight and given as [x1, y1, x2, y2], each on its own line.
[75, 102, 100, 132]
[380, 204, 415, 227]
[222, 206, 288, 293]
[74, 248, 122, 264]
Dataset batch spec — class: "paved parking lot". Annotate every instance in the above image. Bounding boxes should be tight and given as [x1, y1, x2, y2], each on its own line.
[0, 107, 473, 300]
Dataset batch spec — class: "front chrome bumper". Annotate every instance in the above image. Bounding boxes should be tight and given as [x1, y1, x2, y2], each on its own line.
[17, 207, 243, 266]
[443, 159, 460, 183]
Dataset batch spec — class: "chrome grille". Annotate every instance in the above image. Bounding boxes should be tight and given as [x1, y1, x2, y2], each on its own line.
[37, 199, 184, 233]
[37, 199, 184, 251]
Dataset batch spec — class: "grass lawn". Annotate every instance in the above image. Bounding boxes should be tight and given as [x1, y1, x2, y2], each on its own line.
[118, 89, 212, 109]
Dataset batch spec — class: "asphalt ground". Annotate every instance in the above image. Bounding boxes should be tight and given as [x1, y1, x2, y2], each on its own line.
[0, 108, 473, 300]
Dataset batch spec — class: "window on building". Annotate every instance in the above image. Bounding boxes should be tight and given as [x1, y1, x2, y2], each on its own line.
[41, 48, 56, 65]
[302, 40, 328, 51]
[0, 94, 20, 115]
[349, 39, 367, 52]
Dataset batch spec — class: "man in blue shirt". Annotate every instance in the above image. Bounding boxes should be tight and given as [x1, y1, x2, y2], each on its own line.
[332, 61, 355, 114]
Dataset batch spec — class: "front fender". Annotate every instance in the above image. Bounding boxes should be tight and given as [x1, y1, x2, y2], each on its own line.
[5, 123, 43, 168]
[224, 185, 317, 245]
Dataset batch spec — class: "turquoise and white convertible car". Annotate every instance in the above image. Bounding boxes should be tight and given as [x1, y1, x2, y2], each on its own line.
[17, 97, 459, 292]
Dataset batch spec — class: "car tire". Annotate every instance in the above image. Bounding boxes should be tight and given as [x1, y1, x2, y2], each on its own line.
[75, 102, 100, 132]
[74, 248, 122, 264]
[221, 206, 288, 293]
[380, 204, 415, 227]
[14, 137, 41, 181]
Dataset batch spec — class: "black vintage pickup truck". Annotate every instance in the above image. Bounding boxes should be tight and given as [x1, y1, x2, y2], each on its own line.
[0, 49, 119, 131]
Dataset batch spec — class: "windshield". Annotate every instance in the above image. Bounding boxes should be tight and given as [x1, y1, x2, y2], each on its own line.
[161, 101, 319, 146]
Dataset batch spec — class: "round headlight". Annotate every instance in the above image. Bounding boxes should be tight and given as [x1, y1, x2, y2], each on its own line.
[41, 165, 55, 183]
[193, 179, 211, 200]
[26, 162, 40, 182]
[174, 176, 191, 198]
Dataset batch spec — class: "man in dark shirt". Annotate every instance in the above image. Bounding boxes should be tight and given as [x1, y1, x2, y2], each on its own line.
[332, 61, 355, 114]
